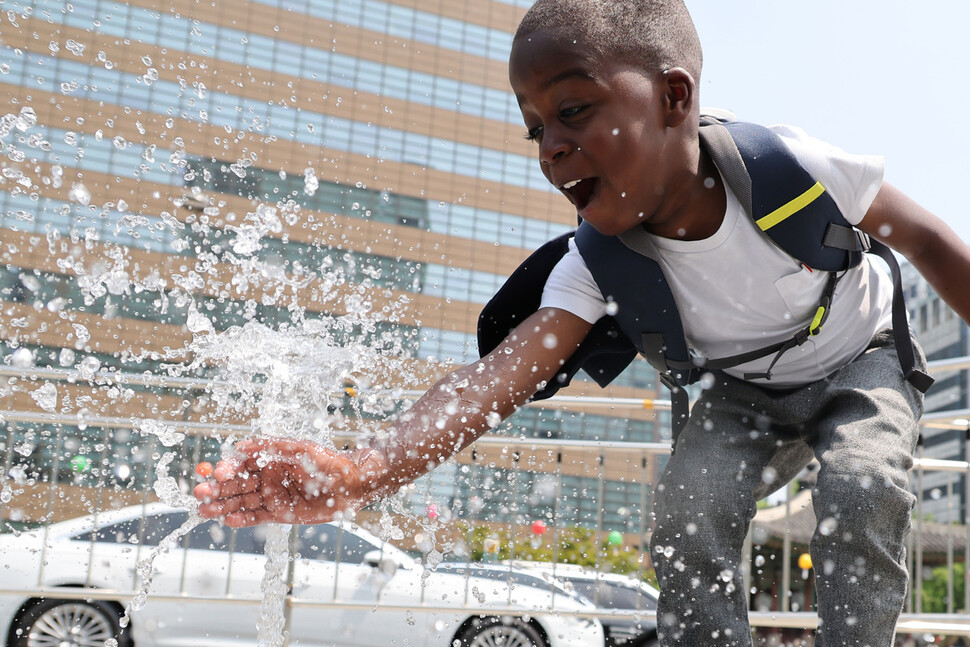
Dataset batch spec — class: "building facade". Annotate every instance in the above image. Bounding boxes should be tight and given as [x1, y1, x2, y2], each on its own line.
[902, 262, 970, 522]
[0, 0, 664, 541]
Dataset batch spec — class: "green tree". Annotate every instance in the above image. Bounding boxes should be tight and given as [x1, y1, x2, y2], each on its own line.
[458, 522, 654, 585]
[920, 562, 966, 613]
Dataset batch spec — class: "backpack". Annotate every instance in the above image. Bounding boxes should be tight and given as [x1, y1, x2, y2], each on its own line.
[478, 116, 933, 437]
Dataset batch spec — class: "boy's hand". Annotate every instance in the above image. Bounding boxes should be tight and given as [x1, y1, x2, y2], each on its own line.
[193, 439, 387, 527]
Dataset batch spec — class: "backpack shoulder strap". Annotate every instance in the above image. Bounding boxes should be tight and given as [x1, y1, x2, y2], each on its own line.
[476, 230, 637, 400]
[700, 118, 933, 393]
[576, 222, 696, 385]
[700, 120, 867, 271]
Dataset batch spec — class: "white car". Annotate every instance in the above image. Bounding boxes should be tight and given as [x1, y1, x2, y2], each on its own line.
[505, 562, 659, 647]
[0, 503, 603, 647]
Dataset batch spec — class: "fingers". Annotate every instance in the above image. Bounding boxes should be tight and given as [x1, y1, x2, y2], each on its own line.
[195, 481, 268, 520]
[191, 437, 349, 524]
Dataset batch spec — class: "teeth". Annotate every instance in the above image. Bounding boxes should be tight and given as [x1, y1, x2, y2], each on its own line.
[562, 179, 582, 190]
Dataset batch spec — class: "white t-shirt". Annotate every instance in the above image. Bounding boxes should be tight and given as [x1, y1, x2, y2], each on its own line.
[540, 125, 894, 387]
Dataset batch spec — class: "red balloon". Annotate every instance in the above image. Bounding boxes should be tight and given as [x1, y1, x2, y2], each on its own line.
[195, 461, 213, 478]
[531, 520, 547, 535]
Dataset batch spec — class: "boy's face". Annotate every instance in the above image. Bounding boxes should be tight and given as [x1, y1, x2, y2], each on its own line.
[509, 29, 684, 236]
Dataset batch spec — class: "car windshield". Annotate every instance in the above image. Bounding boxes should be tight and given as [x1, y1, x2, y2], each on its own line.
[71, 512, 387, 564]
[434, 564, 586, 602]
[559, 578, 657, 611]
[72, 511, 190, 547]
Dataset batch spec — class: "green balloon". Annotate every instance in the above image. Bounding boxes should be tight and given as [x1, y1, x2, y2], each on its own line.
[70, 455, 91, 473]
[607, 530, 623, 546]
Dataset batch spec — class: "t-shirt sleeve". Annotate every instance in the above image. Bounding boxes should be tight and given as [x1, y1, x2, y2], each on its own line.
[539, 238, 609, 324]
[771, 124, 885, 226]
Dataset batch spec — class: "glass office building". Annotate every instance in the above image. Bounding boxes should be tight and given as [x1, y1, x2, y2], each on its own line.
[902, 263, 970, 523]
[0, 0, 664, 536]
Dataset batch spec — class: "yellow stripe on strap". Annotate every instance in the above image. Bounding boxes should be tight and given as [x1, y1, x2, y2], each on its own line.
[756, 181, 826, 231]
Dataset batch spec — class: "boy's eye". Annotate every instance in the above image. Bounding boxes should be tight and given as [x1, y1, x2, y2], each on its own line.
[523, 105, 587, 142]
[560, 105, 587, 119]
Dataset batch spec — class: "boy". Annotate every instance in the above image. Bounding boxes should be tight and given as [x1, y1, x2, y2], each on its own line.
[196, 0, 970, 644]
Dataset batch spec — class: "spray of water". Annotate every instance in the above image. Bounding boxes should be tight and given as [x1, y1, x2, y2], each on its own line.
[1, 96, 424, 645]
[123, 215, 417, 645]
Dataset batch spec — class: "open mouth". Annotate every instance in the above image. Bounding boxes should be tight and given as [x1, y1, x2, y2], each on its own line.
[560, 177, 599, 212]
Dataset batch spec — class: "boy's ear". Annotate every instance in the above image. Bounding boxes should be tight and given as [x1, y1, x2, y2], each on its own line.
[662, 68, 695, 128]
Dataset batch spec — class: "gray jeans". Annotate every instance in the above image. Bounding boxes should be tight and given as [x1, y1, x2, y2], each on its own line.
[650, 332, 925, 646]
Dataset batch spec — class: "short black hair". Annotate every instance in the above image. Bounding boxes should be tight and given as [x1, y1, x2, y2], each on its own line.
[514, 0, 703, 82]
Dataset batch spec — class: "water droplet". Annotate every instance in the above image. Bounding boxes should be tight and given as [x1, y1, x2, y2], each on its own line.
[303, 168, 319, 196]
[65, 39, 85, 56]
[30, 383, 58, 412]
[818, 516, 838, 536]
[58, 348, 76, 366]
[11, 348, 34, 369]
[72, 323, 91, 344]
[761, 466, 778, 485]
[76, 407, 90, 430]
[15, 107, 37, 131]
[77, 356, 101, 380]
[68, 183, 91, 205]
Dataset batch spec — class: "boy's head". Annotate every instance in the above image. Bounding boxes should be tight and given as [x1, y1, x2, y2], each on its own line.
[509, 0, 715, 238]
[514, 0, 702, 84]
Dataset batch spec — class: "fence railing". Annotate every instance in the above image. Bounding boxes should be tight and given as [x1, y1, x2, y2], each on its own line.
[2, 359, 969, 641]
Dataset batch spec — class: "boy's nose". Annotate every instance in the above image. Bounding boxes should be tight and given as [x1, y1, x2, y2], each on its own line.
[539, 132, 571, 165]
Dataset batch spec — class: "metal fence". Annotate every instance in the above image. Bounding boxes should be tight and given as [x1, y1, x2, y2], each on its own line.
[2, 361, 970, 644]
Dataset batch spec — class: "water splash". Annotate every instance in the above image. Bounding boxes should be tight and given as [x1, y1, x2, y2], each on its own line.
[256, 525, 290, 646]
[120, 452, 204, 629]
[4, 75, 421, 645]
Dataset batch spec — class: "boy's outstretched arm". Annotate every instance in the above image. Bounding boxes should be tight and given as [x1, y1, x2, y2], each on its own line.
[860, 182, 970, 324]
[194, 307, 593, 527]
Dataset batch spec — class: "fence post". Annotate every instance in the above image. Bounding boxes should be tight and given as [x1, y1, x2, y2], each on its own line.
[781, 490, 792, 613]
[916, 437, 925, 613]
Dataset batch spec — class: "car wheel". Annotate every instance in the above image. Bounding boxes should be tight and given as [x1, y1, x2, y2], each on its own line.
[11, 599, 132, 647]
[456, 615, 547, 647]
